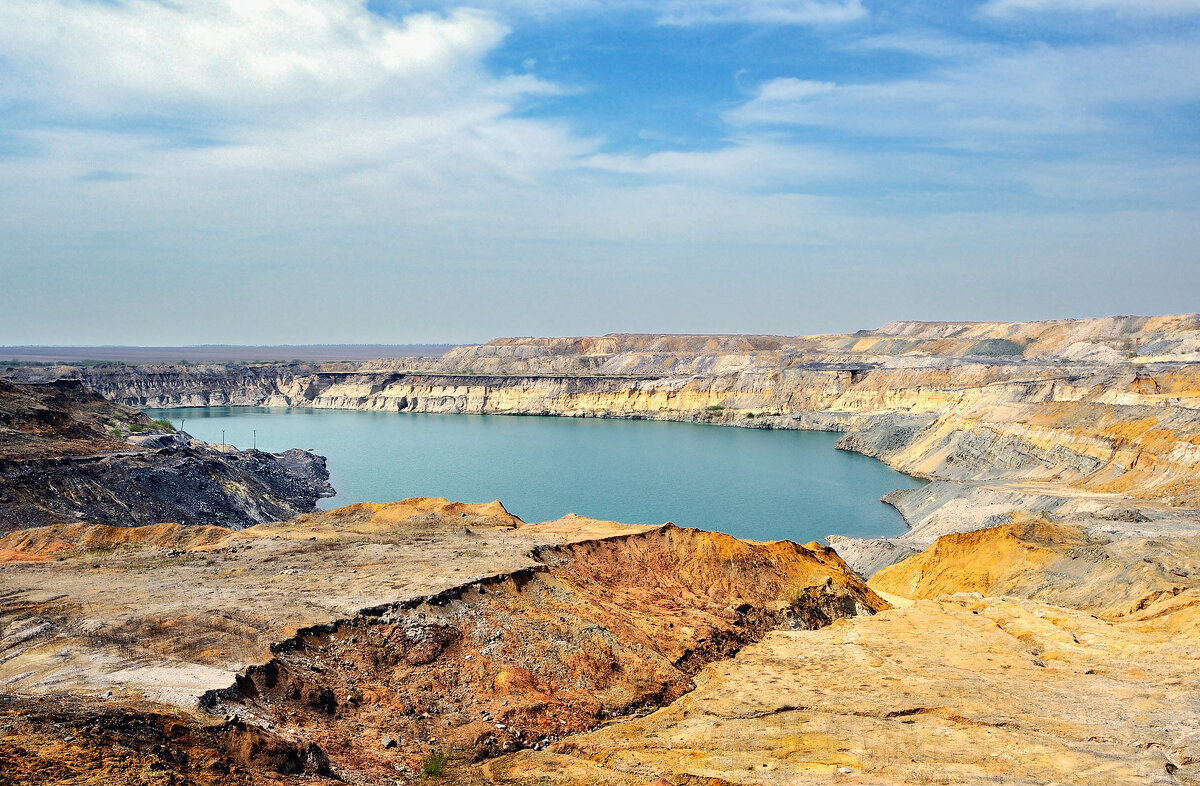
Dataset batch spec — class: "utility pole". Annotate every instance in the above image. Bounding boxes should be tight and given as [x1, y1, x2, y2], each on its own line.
[221, 429, 225, 449]
[253, 429, 257, 450]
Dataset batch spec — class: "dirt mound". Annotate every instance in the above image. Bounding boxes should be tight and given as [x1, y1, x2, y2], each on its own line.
[280, 497, 524, 533]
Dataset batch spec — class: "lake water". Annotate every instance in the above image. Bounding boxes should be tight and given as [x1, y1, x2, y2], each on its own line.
[147, 408, 925, 544]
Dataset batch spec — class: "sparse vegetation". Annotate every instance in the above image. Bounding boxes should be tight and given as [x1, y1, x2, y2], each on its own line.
[128, 418, 175, 433]
[704, 404, 725, 412]
[785, 582, 814, 605]
[421, 749, 447, 777]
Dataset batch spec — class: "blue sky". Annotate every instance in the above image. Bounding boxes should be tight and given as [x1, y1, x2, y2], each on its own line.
[1, 0, 1198, 344]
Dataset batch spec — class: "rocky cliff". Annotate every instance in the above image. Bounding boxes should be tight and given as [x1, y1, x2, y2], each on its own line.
[0, 379, 333, 534]
[10, 314, 1199, 575]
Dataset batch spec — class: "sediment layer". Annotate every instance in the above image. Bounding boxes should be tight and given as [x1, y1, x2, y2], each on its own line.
[11, 314, 1199, 574]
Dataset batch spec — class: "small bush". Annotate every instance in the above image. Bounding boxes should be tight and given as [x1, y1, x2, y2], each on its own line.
[704, 404, 725, 412]
[151, 419, 176, 433]
[421, 749, 447, 777]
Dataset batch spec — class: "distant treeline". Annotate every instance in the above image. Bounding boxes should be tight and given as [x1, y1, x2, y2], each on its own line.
[0, 344, 457, 364]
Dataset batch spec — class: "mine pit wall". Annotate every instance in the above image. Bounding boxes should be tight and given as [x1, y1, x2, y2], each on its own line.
[38, 360, 1200, 513]
[0, 445, 333, 536]
[8, 361, 1196, 551]
[200, 525, 885, 779]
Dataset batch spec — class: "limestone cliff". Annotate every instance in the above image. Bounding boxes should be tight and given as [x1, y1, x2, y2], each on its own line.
[9, 314, 1199, 574]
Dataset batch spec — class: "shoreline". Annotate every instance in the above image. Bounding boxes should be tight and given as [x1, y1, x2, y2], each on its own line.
[145, 405, 921, 554]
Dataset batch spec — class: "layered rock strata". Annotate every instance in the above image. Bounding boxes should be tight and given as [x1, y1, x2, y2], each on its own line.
[11, 314, 1199, 574]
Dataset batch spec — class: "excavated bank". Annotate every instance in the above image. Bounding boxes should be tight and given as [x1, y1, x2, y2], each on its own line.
[0, 501, 883, 784]
[0, 379, 333, 534]
[869, 511, 1200, 618]
[200, 525, 885, 781]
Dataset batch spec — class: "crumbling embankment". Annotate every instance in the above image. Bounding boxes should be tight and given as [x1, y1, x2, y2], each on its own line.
[201, 524, 883, 779]
[0, 378, 332, 534]
[494, 514, 1200, 785]
[0, 499, 882, 784]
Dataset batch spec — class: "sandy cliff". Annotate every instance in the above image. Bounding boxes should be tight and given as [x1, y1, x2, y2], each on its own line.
[12, 314, 1199, 575]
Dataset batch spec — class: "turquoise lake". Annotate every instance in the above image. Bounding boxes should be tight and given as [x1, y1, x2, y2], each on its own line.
[146, 408, 925, 544]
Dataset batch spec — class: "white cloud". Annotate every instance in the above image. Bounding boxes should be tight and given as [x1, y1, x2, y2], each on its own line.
[432, 0, 866, 26]
[0, 0, 585, 185]
[981, 0, 1200, 16]
[724, 40, 1200, 150]
[0, 2, 519, 116]
[583, 140, 860, 189]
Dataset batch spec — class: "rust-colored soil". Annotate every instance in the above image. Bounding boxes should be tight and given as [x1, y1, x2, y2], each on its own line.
[204, 525, 884, 782]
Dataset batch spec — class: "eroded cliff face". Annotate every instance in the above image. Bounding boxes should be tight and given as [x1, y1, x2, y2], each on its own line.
[12, 315, 1199, 576]
[494, 511, 1200, 785]
[0, 499, 881, 784]
[0, 379, 332, 534]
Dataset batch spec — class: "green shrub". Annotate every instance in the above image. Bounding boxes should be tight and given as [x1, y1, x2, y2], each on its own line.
[704, 404, 725, 412]
[421, 749, 447, 777]
[151, 419, 176, 433]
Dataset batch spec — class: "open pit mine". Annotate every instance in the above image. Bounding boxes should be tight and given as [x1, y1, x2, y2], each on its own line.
[2, 313, 1199, 784]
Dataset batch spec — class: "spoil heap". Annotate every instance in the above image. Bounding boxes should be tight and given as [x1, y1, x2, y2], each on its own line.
[0, 379, 332, 534]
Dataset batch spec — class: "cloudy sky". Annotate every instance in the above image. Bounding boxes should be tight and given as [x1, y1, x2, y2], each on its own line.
[1, 0, 1198, 344]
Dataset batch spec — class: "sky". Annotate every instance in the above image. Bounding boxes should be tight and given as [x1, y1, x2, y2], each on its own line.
[1, 0, 1198, 344]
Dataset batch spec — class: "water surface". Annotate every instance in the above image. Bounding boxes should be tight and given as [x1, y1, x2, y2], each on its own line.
[148, 408, 924, 543]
